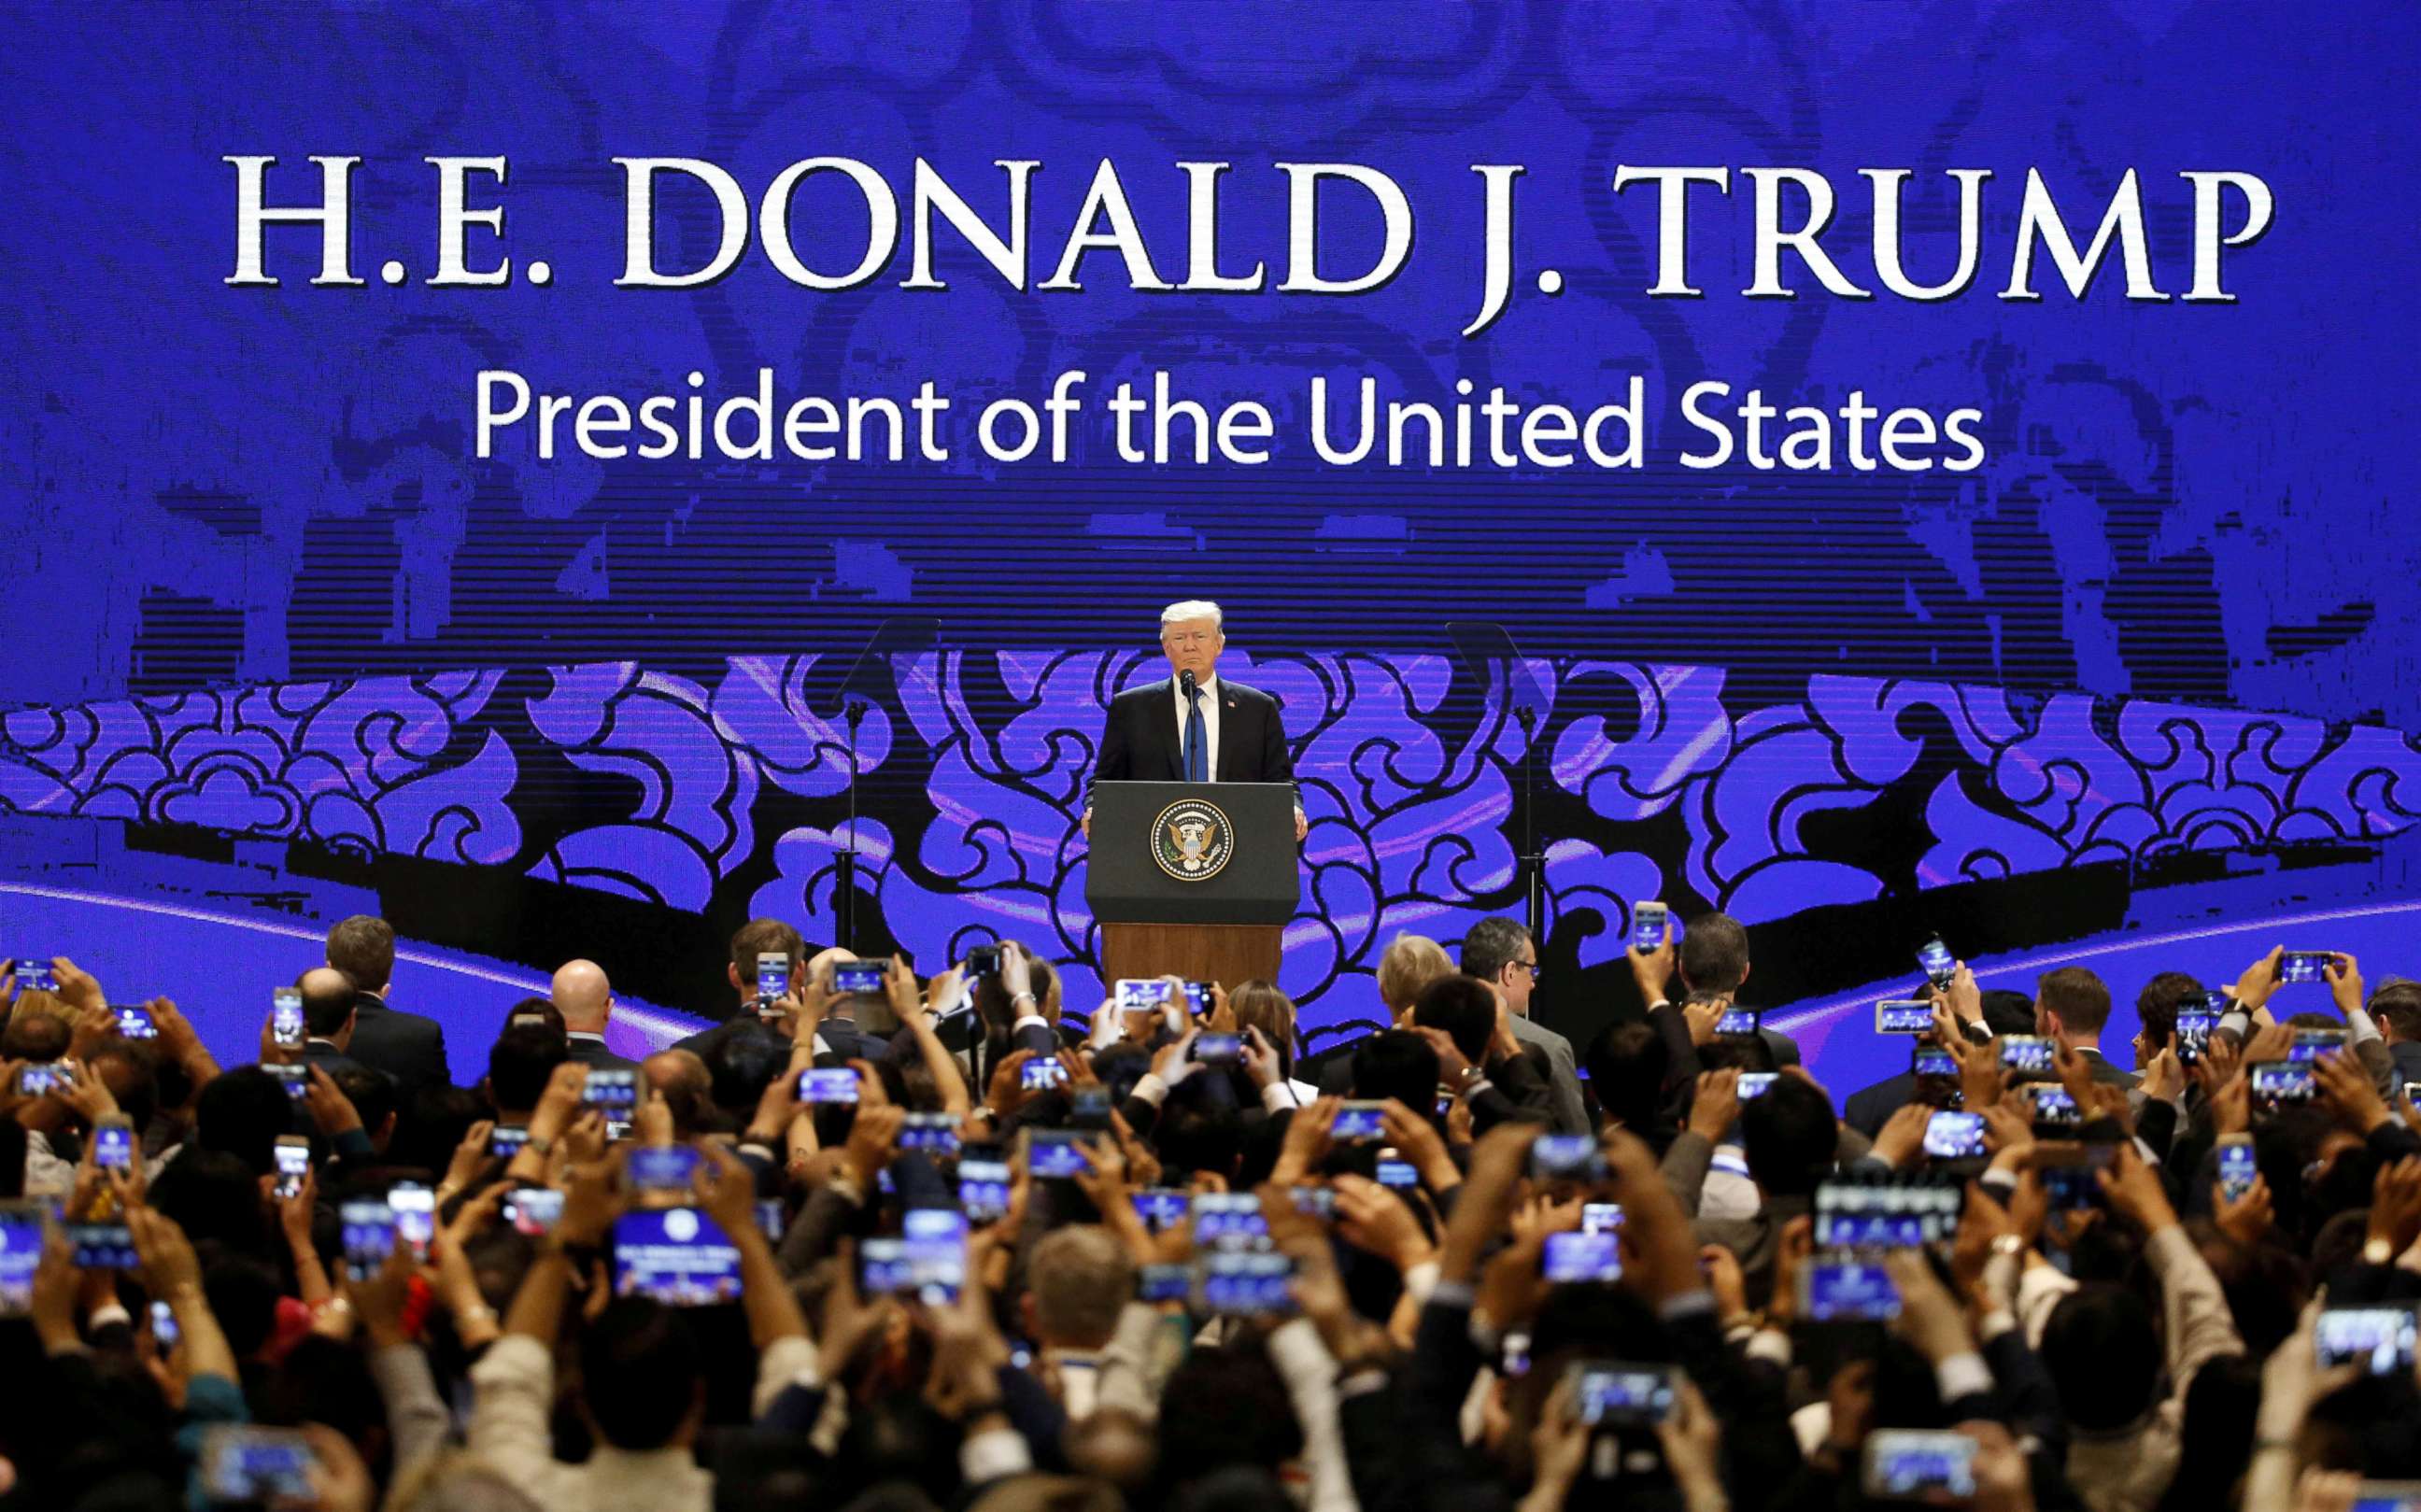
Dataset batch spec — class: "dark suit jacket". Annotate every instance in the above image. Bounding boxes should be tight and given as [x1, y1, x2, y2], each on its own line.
[304, 1040, 378, 1085]
[1091, 676, 1294, 792]
[346, 994, 449, 1093]
[564, 1034, 638, 1073]
[1844, 1072, 1918, 1139]
[2077, 1047, 2140, 1090]
[2387, 1039, 2421, 1093]
[670, 1013, 774, 1064]
[813, 1018, 892, 1066]
[670, 1013, 892, 1067]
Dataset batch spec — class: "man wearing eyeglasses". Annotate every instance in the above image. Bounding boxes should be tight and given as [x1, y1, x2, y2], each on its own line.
[1460, 916, 1588, 1135]
[1084, 600, 1307, 841]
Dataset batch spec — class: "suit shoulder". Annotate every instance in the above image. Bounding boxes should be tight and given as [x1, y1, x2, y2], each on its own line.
[1221, 678, 1279, 710]
[1109, 680, 1168, 711]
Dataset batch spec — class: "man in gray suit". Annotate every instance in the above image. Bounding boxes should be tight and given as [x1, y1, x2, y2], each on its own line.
[1460, 917, 1590, 1136]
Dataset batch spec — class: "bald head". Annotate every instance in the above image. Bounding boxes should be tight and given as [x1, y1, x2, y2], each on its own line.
[296, 966, 358, 1041]
[551, 959, 613, 1033]
[643, 1049, 712, 1138]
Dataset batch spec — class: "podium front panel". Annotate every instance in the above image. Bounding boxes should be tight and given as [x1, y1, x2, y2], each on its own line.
[1084, 780, 1300, 926]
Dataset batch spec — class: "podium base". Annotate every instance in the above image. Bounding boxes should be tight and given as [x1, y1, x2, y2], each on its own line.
[1100, 922, 1283, 991]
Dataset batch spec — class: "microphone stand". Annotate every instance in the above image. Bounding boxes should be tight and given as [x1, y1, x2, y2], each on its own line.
[818, 616, 940, 954]
[1447, 621, 1549, 941]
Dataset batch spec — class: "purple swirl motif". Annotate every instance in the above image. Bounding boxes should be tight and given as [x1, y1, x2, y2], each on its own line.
[7, 655, 2421, 1032]
[0, 672, 518, 865]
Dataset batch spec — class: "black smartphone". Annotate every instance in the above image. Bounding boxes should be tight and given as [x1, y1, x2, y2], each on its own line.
[1916, 938, 1956, 989]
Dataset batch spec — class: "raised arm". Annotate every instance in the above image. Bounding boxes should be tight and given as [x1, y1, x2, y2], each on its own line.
[889, 956, 973, 1116]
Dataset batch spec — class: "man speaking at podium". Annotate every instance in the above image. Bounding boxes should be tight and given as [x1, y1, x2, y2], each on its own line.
[1085, 600, 1309, 842]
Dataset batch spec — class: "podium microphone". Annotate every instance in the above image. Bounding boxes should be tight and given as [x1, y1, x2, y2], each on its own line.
[1180, 669, 1196, 699]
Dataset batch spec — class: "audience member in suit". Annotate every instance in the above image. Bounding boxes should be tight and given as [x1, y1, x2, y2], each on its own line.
[2038, 966, 2140, 1089]
[671, 917, 810, 1063]
[2376, 979, 2421, 1089]
[296, 966, 376, 1083]
[1459, 916, 1590, 1136]
[551, 958, 638, 1072]
[327, 914, 450, 1094]
[1843, 986, 2029, 1138]
[934, 943, 1064, 1097]
[1630, 911, 1805, 1126]
[805, 954, 898, 1066]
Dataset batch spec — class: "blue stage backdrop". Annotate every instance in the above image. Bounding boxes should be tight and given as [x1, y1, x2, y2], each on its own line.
[4, 2, 2418, 1092]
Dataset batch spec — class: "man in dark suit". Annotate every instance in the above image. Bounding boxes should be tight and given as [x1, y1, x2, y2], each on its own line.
[1842, 986, 2031, 1138]
[327, 915, 451, 1093]
[550, 958, 638, 1073]
[296, 966, 376, 1083]
[805, 954, 897, 1066]
[2377, 981, 2421, 1090]
[2037, 966, 2139, 1090]
[671, 918, 808, 1063]
[1083, 601, 1306, 842]
[666, 923, 889, 1067]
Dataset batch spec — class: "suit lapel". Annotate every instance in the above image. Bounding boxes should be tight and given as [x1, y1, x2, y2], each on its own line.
[1161, 678, 1185, 780]
[1214, 685, 1237, 782]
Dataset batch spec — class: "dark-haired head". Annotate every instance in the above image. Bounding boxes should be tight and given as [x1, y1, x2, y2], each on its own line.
[2042, 1283, 2160, 1431]
[486, 1023, 569, 1120]
[1409, 976, 1496, 1065]
[1582, 1023, 1667, 1140]
[193, 1066, 296, 1176]
[1739, 1075, 1834, 1197]
[579, 1296, 704, 1450]
[1350, 1030, 1437, 1112]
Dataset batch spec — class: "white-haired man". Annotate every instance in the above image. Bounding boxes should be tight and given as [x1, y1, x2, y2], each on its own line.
[1086, 601, 1305, 841]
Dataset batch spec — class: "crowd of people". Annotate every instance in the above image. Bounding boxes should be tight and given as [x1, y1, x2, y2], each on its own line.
[4, 908, 2421, 1511]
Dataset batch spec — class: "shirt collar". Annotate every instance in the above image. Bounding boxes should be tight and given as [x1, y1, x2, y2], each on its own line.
[567, 1030, 606, 1044]
[1176, 673, 1219, 699]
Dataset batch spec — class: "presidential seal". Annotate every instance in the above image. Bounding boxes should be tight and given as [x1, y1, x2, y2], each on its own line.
[1152, 797, 1234, 882]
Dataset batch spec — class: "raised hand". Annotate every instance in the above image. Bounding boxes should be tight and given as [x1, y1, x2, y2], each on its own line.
[1871, 1102, 1933, 1171]
[2368, 1155, 2421, 1259]
[2314, 1049, 2392, 1136]
[1684, 1069, 1740, 1142]
[2234, 947, 2286, 1017]
[2215, 1171, 2275, 1249]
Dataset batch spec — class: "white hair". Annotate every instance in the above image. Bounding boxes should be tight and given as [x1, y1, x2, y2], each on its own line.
[1160, 600, 1224, 629]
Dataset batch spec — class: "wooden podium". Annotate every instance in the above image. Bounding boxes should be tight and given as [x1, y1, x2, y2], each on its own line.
[1087, 781, 1299, 988]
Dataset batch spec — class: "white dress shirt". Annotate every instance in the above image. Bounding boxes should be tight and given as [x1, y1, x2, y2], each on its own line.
[1170, 673, 1221, 779]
